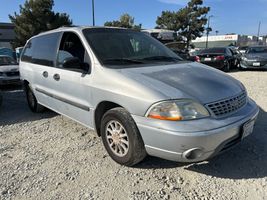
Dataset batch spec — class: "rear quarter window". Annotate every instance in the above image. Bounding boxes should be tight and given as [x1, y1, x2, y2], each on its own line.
[21, 41, 34, 62]
[21, 32, 60, 67]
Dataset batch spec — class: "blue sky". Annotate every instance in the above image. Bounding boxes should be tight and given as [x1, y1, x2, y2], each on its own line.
[1, 0, 267, 36]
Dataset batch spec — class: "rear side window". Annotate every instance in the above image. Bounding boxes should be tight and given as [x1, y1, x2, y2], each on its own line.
[21, 33, 60, 67]
[21, 41, 34, 62]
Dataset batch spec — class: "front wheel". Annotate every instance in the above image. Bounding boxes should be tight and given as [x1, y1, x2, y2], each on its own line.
[100, 107, 146, 166]
[25, 85, 45, 113]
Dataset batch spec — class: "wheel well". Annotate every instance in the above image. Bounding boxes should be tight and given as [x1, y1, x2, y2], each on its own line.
[23, 80, 29, 87]
[94, 101, 122, 136]
[22, 80, 29, 90]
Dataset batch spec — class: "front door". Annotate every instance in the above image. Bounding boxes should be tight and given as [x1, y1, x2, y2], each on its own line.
[48, 31, 94, 127]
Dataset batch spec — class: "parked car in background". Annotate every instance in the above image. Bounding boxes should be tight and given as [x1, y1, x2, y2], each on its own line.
[15, 47, 24, 63]
[240, 46, 267, 70]
[141, 29, 177, 44]
[228, 46, 242, 67]
[20, 27, 258, 166]
[0, 55, 20, 86]
[238, 46, 248, 55]
[193, 47, 238, 72]
[0, 47, 16, 60]
[165, 42, 189, 60]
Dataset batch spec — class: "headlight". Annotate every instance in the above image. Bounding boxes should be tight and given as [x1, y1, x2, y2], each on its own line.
[241, 57, 248, 61]
[146, 99, 210, 121]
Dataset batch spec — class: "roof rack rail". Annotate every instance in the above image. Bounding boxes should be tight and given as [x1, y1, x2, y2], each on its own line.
[59, 25, 78, 28]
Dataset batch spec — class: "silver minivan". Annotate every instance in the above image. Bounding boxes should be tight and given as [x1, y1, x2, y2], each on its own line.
[20, 27, 259, 166]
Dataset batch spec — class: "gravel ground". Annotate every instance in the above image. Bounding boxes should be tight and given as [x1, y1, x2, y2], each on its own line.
[0, 70, 267, 200]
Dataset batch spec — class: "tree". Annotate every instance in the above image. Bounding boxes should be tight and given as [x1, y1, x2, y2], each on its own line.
[156, 0, 210, 49]
[104, 13, 142, 30]
[9, 0, 72, 48]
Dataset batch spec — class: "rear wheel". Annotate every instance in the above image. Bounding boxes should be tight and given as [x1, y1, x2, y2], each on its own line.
[25, 85, 45, 113]
[100, 107, 146, 166]
[223, 60, 230, 72]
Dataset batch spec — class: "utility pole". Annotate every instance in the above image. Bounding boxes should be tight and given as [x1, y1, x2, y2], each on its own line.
[92, 0, 95, 26]
[205, 15, 214, 48]
[257, 21, 261, 42]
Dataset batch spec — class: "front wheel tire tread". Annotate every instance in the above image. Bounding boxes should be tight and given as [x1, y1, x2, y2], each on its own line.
[100, 107, 146, 166]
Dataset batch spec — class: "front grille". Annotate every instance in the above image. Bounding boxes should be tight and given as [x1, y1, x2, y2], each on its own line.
[6, 71, 20, 77]
[206, 91, 247, 117]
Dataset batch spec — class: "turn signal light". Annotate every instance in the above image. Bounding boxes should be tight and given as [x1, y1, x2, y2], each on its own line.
[148, 114, 183, 121]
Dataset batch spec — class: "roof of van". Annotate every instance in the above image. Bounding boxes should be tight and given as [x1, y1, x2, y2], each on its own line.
[26, 26, 138, 44]
[35, 26, 129, 37]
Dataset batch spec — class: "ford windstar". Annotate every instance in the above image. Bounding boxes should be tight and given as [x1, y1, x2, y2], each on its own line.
[20, 27, 259, 166]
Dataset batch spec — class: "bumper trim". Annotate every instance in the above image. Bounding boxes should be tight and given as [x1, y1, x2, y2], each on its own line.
[138, 104, 259, 163]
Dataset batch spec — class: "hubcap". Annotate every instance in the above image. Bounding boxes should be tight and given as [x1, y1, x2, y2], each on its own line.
[105, 120, 129, 157]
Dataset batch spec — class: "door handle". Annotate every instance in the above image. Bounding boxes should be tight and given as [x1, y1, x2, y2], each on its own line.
[42, 71, 48, 78]
[53, 74, 60, 81]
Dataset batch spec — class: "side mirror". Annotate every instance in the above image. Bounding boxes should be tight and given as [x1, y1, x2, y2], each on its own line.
[62, 57, 81, 69]
[62, 57, 91, 74]
[81, 62, 91, 74]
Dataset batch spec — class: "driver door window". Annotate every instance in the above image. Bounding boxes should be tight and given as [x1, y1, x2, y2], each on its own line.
[51, 31, 93, 127]
[57, 32, 90, 72]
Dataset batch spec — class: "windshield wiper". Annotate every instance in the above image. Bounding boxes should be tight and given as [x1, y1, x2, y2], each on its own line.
[141, 56, 182, 62]
[103, 58, 145, 65]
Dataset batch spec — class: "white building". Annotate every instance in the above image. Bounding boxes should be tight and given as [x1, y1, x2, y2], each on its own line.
[192, 34, 266, 48]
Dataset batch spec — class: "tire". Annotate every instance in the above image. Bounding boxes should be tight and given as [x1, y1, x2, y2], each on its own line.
[100, 107, 146, 166]
[223, 60, 230, 72]
[239, 66, 246, 71]
[0, 93, 2, 107]
[25, 84, 45, 113]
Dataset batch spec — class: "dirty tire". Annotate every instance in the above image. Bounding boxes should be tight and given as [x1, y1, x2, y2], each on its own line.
[100, 107, 147, 166]
[223, 60, 230, 72]
[25, 84, 45, 113]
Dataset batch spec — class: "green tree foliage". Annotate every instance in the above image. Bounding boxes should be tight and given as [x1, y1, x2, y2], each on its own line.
[104, 13, 142, 30]
[9, 0, 72, 48]
[156, 0, 210, 48]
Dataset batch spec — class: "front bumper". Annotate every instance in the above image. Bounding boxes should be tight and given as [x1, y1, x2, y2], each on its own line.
[200, 60, 224, 70]
[132, 98, 259, 162]
[240, 60, 267, 69]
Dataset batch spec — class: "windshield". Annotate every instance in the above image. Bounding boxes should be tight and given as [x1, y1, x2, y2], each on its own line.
[239, 46, 248, 51]
[0, 56, 17, 66]
[199, 48, 226, 54]
[83, 28, 183, 68]
[247, 47, 267, 54]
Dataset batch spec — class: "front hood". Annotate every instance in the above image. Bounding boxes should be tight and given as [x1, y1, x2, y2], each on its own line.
[245, 53, 267, 61]
[0, 65, 19, 72]
[119, 62, 244, 104]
